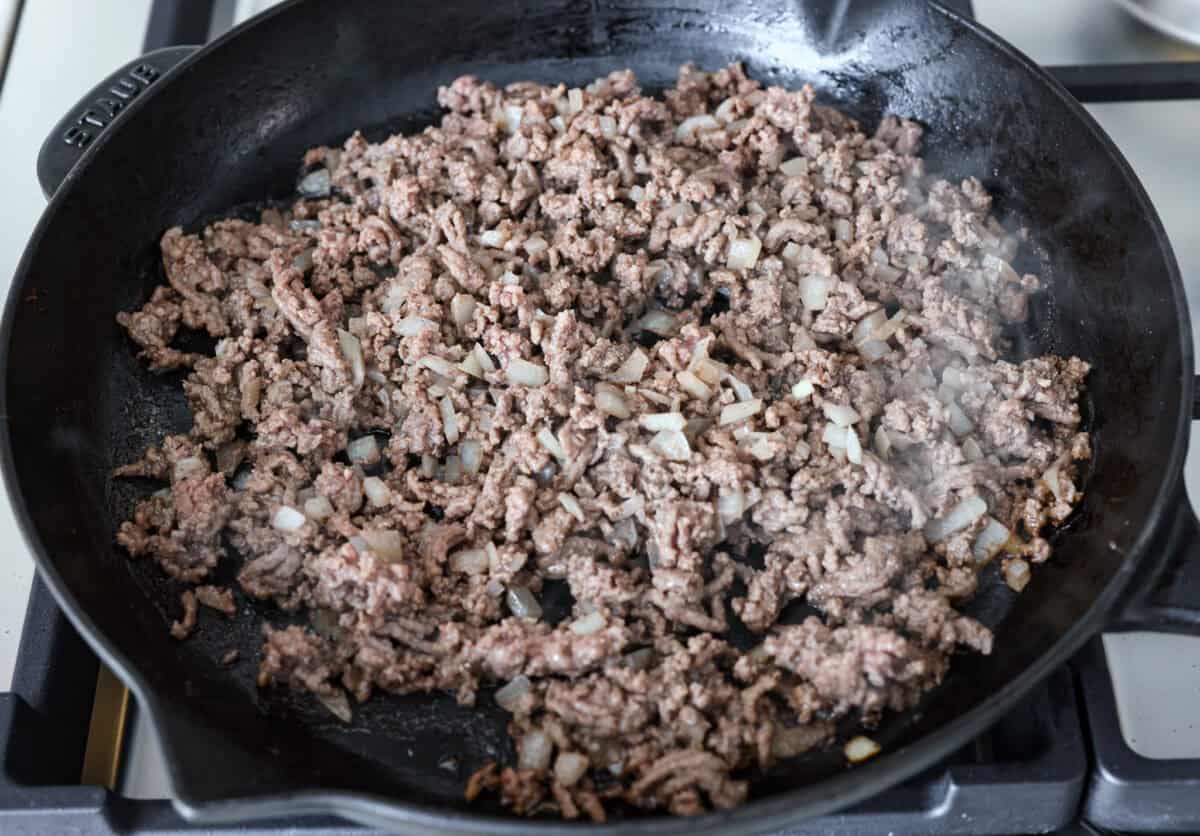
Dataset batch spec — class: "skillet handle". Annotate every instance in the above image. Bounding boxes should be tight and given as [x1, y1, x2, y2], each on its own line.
[35, 45, 199, 199]
[1109, 379, 1200, 633]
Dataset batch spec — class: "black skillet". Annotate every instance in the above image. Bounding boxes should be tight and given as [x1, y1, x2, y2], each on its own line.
[6, 0, 1200, 832]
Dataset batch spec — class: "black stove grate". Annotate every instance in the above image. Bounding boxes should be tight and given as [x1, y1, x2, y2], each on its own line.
[2, 0, 1199, 833]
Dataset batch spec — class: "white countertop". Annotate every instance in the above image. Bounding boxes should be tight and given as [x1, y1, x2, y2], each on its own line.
[0, 2, 1198, 796]
[0, 0, 152, 691]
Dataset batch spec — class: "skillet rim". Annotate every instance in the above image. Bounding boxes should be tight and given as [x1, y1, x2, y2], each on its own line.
[0, 0, 1191, 832]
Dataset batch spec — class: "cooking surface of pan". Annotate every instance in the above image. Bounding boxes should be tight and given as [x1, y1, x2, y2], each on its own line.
[1, 0, 1193, 831]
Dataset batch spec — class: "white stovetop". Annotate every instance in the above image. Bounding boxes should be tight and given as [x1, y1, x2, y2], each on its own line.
[0, 0, 1198, 799]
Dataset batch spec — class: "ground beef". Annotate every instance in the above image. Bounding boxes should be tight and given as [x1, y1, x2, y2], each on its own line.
[114, 63, 1090, 820]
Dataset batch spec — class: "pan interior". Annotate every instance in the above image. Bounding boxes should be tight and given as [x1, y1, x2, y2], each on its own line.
[2, 0, 1186, 825]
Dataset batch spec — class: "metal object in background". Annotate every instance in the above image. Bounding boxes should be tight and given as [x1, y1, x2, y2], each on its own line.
[1115, 0, 1200, 47]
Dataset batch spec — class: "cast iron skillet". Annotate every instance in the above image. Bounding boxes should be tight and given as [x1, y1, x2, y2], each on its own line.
[6, 0, 1200, 831]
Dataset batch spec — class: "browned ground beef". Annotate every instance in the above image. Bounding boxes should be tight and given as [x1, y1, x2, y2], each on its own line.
[114, 63, 1090, 820]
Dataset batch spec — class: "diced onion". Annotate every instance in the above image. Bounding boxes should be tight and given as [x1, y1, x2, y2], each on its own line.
[473, 344, 496, 373]
[380, 280, 408, 314]
[717, 489, 745, 525]
[860, 339, 891, 361]
[640, 412, 686, 432]
[304, 496, 334, 521]
[1044, 463, 1064, 503]
[461, 439, 482, 474]
[451, 294, 476, 326]
[727, 237, 763, 270]
[853, 310, 888, 346]
[479, 228, 507, 248]
[664, 202, 694, 221]
[420, 356, 458, 379]
[500, 104, 523, 134]
[298, 168, 331, 197]
[677, 370, 713, 400]
[638, 309, 678, 336]
[362, 476, 391, 507]
[443, 454, 462, 484]
[291, 248, 314, 273]
[822, 402, 860, 427]
[507, 586, 543, 619]
[555, 752, 589, 787]
[643, 388, 672, 407]
[536, 427, 567, 461]
[395, 316, 438, 337]
[822, 423, 848, 449]
[507, 358, 548, 387]
[791, 379, 815, 400]
[172, 456, 206, 482]
[362, 528, 404, 561]
[675, 113, 720, 141]
[612, 518, 638, 550]
[874, 426, 892, 458]
[924, 496, 988, 542]
[845, 428, 863, 464]
[271, 506, 306, 532]
[559, 492, 586, 523]
[595, 383, 631, 418]
[875, 262, 904, 282]
[963, 437, 984, 462]
[692, 358, 725, 386]
[460, 352, 483, 378]
[799, 274, 834, 311]
[496, 675, 531, 712]
[648, 429, 691, 462]
[844, 736, 881, 763]
[440, 396, 460, 444]
[317, 691, 353, 723]
[524, 235, 548, 256]
[618, 495, 645, 519]
[450, 547, 489, 574]
[872, 309, 907, 342]
[519, 730, 552, 772]
[1004, 558, 1031, 591]
[346, 435, 380, 465]
[720, 399, 762, 426]
[725, 373, 755, 402]
[947, 402, 974, 436]
[598, 115, 617, 138]
[779, 156, 808, 176]
[609, 349, 649, 384]
[570, 610, 606, 636]
[746, 434, 774, 461]
[973, 517, 1011, 562]
[337, 329, 366, 388]
[567, 88, 584, 113]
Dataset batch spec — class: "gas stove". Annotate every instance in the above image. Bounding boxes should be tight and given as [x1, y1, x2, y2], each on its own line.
[1, 1, 1199, 833]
